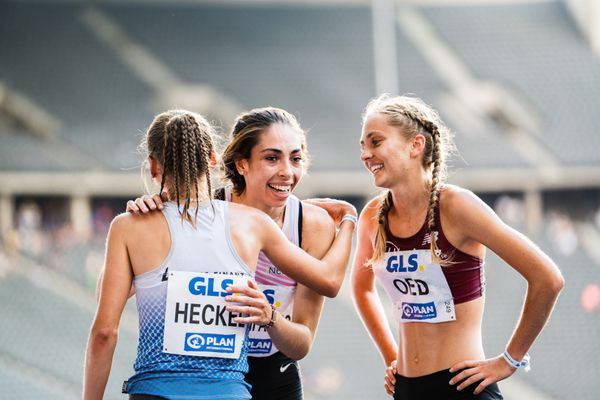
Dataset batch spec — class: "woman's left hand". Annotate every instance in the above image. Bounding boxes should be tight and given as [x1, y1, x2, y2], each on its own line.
[225, 280, 273, 326]
[449, 355, 516, 395]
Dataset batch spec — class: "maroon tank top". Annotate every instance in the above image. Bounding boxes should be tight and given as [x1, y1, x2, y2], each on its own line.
[384, 201, 485, 305]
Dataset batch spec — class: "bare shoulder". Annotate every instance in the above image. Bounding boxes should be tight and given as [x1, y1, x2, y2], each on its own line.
[439, 184, 489, 221]
[109, 212, 136, 234]
[440, 184, 477, 203]
[112, 210, 166, 230]
[359, 196, 381, 228]
[228, 202, 270, 228]
[439, 185, 503, 251]
[300, 201, 335, 232]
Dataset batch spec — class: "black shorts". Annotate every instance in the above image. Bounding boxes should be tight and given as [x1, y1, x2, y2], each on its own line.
[394, 369, 503, 400]
[245, 351, 303, 400]
[129, 395, 167, 400]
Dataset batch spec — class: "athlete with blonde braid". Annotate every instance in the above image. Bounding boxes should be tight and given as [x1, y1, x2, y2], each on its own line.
[352, 94, 564, 399]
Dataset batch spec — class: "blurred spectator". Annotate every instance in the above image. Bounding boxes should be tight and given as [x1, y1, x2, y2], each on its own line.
[545, 210, 578, 256]
[93, 204, 114, 236]
[85, 249, 104, 292]
[494, 195, 525, 228]
[16, 201, 45, 257]
[581, 283, 600, 313]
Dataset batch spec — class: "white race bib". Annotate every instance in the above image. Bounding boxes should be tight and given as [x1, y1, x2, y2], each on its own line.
[163, 271, 248, 359]
[248, 284, 296, 357]
[374, 249, 456, 323]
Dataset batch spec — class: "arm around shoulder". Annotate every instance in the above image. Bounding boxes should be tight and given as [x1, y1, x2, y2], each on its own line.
[266, 203, 334, 360]
[255, 204, 351, 298]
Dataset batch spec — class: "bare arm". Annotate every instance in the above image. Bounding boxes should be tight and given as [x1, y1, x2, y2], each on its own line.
[267, 203, 332, 359]
[447, 188, 564, 394]
[83, 216, 134, 400]
[351, 199, 397, 366]
[225, 204, 332, 359]
[248, 200, 355, 298]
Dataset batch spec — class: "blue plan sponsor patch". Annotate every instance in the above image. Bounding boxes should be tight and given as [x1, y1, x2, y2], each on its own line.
[248, 338, 272, 354]
[184, 332, 236, 353]
[401, 301, 437, 320]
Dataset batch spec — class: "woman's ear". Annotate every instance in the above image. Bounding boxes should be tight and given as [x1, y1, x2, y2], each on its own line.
[149, 156, 162, 180]
[209, 151, 219, 171]
[235, 159, 248, 176]
[410, 134, 426, 158]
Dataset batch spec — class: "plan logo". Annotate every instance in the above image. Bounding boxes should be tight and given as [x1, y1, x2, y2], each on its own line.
[249, 338, 272, 354]
[184, 332, 236, 353]
[401, 302, 437, 320]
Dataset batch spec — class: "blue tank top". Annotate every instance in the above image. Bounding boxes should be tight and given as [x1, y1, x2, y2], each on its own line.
[126, 200, 253, 399]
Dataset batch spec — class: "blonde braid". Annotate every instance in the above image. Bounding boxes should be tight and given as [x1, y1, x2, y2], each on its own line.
[426, 122, 443, 264]
[367, 190, 393, 266]
[402, 111, 446, 264]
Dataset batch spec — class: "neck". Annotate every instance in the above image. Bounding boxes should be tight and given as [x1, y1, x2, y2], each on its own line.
[166, 190, 211, 204]
[388, 175, 431, 217]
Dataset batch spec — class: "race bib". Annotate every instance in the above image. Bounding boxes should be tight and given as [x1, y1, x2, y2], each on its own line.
[163, 271, 247, 359]
[374, 249, 456, 323]
[248, 284, 295, 357]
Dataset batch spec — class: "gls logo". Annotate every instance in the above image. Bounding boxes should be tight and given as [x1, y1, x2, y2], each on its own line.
[262, 289, 284, 308]
[263, 289, 275, 305]
[188, 277, 233, 297]
[386, 253, 421, 273]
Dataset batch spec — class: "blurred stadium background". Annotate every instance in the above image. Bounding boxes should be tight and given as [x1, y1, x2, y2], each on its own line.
[1, 0, 599, 399]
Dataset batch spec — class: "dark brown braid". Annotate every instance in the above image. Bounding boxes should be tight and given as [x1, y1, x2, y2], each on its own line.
[186, 115, 200, 221]
[143, 109, 215, 227]
[198, 128, 213, 201]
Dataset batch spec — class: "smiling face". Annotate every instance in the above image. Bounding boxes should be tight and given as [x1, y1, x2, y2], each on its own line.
[360, 113, 417, 190]
[236, 123, 305, 208]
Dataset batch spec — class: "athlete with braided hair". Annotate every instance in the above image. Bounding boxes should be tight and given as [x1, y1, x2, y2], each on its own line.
[83, 109, 357, 400]
[126, 106, 350, 400]
[352, 94, 564, 399]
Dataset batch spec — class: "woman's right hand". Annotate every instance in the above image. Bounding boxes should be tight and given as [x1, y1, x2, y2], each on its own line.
[384, 359, 397, 396]
[126, 193, 167, 214]
[303, 198, 357, 226]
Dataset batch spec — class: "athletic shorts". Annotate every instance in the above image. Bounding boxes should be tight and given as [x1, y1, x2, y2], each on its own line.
[245, 351, 303, 400]
[130, 395, 167, 400]
[394, 369, 503, 400]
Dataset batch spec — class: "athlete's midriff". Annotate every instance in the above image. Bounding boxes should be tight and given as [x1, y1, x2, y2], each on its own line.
[396, 297, 485, 377]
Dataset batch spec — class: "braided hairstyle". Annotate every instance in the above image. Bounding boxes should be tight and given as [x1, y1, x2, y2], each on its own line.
[364, 95, 455, 266]
[221, 107, 309, 196]
[143, 109, 215, 227]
